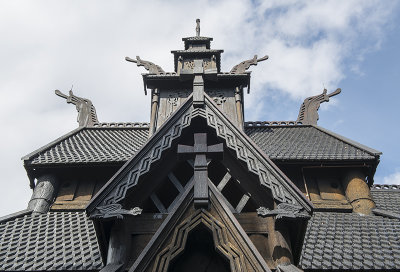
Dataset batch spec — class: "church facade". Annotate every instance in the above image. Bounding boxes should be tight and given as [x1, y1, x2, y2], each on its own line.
[1, 20, 399, 272]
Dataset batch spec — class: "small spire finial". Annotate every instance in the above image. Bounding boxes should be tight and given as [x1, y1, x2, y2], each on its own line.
[196, 19, 200, 37]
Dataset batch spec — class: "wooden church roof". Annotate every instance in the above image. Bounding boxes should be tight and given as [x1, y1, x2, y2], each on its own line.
[1, 19, 398, 272]
[23, 123, 380, 167]
[1, 190, 399, 271]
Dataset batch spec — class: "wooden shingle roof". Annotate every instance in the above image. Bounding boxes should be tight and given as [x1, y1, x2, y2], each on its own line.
[23, 123, 381, 166]
[245, 125, 381, 161]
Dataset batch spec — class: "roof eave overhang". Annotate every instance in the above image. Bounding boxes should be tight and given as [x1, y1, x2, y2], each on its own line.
[142, 73, 250, 93]
[312, 125, 382, 156]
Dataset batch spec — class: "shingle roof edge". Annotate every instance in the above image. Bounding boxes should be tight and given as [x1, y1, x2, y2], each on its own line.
[373, 208, 400, 220]
[0, 209, 32, 223]
[22, 127, 84, 162]
[312, 125, 382, 156]
[22, 126, 150, 164]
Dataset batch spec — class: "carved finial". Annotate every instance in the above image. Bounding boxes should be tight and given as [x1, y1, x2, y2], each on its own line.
[230, 55, 269, 74]
[55, 89, 99, 127]
[297, 88, 341, 125]
[196, 19, 200, 37]
[125, 56, 165, 75]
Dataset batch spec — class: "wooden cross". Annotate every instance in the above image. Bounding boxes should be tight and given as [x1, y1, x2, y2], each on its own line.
[177, 133, 223, 209]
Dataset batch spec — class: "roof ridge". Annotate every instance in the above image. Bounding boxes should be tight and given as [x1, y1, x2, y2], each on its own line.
[371, 184, 400, 190]
[93, 122, 150, 128]
[312, 125, 382, 156]
[245, 121, 303, 127]
[372, 208, 400, 220]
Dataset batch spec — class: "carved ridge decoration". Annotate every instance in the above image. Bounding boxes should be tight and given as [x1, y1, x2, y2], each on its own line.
[125, 56, 165, 75]
[296, 88, 341, 125]
[55, 89, 99, 127]
[256, 203, 310, 220]
[230, 55, 269, 74]
[100, 106, 194, 207]
[152, 209, 246, 272]
[207, 90, 227, 105]
[90, 204, 142, 219]
[203, 98, 301, 206]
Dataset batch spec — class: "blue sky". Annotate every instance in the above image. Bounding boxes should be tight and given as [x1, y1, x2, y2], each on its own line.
[0, 0, 399, 216]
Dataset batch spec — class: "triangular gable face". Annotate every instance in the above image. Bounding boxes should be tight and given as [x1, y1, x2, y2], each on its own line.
[87, 95, 312, 216]
[86, 94, 312, 270]
[130, 181, 271, 272]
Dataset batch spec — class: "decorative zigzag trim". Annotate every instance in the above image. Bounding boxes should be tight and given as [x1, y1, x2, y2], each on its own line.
[103, 107, 193, 205]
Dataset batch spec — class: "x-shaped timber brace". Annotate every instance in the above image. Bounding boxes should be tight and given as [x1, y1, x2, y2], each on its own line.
[178, 133, 223, 209]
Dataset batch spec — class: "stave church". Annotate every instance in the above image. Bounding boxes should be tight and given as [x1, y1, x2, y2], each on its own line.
[1, 20, 399, 272]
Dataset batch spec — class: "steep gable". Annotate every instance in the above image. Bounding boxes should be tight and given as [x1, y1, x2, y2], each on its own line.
[87, 94, 312, 215]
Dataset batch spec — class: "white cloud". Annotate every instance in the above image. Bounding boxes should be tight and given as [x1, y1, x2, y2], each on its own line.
[377, 171, 400, 185]
[0, 0, 398, 216]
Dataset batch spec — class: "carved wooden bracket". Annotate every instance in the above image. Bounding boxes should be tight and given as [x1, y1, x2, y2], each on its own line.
[257, 203, 310, 220]
[90, 204, 142, 219]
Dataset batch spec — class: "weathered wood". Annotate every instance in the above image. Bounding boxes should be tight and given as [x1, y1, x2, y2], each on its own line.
[208, 182, 271, 271]
[217, 171, 231, 191]
[234, 213, 270, 233]
[126, 214, 166, 234]
[235, 86, 244, 129]
[249, 234, 274, 268]
[178, 133, 223, 209]
[55, 180, 77, 201]
[168, 176, 194, 212]
[130, 179, 195, 272]
[107, 222, 130, 266]
[28, 174, 59, 213]
[150, 193, 167, 213]
[236, 194, 250, 213]
[74, 180, 95, 201]
[266, 217, 293, 266]
[149, 88, 159, 137]
[123, 150, 179, 210]
[194, 154, 208, 208]
[168, 173, 184, 193]
[223, 152, 274, 208]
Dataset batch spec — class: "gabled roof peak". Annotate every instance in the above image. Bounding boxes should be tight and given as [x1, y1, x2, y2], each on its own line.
[86, 92, 313, 215]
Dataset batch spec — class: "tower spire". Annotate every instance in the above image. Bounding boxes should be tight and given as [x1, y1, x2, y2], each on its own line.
[196, 19, 200, 36]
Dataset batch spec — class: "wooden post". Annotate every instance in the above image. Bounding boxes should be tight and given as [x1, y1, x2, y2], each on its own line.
[193, 60, 205, 108]
[149, 88, 159, 137]
[343, 170, 375, 214]
[266, 216, 293, 267]
[107, 221, 130, 266]
[28, 174, 59, 214]
[235, 86, 244, 129]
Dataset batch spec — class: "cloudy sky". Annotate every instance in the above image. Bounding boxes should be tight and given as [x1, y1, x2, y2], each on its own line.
[0, 0, 399, 216]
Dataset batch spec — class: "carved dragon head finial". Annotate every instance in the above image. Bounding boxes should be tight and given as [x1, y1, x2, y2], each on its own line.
[230, 55, 269, 74]
[297, 88, 341, 125]
[196, 19, 200, 37]
[55, 89, 99, 127]
[125, 56, 165, 75]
